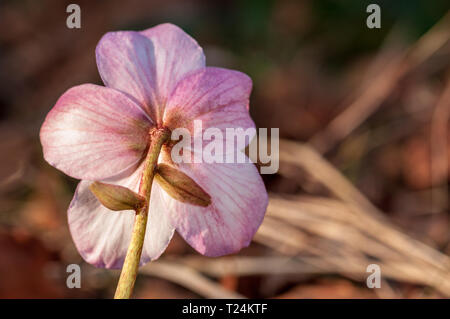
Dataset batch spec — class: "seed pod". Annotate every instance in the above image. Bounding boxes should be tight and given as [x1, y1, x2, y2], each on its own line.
[89, 181, 146, 211]
[155, 164, 211, 207]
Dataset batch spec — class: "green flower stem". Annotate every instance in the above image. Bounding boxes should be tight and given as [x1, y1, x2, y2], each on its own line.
[114, 127, 170, 299]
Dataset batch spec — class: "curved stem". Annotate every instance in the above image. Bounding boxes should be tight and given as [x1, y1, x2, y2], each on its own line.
[114, 127, 170, 299]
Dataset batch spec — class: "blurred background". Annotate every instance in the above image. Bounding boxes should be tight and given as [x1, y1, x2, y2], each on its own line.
[0, 0, 449, 298]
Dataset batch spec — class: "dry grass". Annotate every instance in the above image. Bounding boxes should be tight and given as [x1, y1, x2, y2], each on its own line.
[142, 139, 450, 298]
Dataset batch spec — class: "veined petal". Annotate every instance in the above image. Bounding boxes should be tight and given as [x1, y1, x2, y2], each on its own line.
[164, 160, 268, 257]
[96, 24, 205, 124]
[68, 164, 175, 269]
[140, 23, 205, 122]
[40, 84, 152, 180]
[164, 67, 255, 154]
[96, 31, 159, 121]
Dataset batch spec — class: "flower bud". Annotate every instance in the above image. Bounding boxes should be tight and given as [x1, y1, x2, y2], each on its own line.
[155, 164, 211, 207]
[89, 181, 146, 211]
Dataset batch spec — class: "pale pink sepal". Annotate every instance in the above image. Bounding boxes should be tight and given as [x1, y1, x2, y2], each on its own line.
[164, 67, 255, 154]
[40, 84, 152, 180]
[96, 24, 205, 124]
[140, 23, 205, 122]
[68, 164, 175, 269]
[164, 160, 268, 257]
[96, 31, 160, 121]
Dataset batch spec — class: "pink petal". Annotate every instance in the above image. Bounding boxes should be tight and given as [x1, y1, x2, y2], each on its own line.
[140, 23, 205, 122]
[40, 84, 152, 180]
[164, 160, 268, 257]
[95, 31, 160, 121]
[68, 164, 175, 269]
[163, 67, 255, 153]
[96, 24, 205, 124]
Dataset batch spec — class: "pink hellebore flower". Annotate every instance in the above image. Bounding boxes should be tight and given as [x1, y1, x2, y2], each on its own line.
[40, 23, 268, 269]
